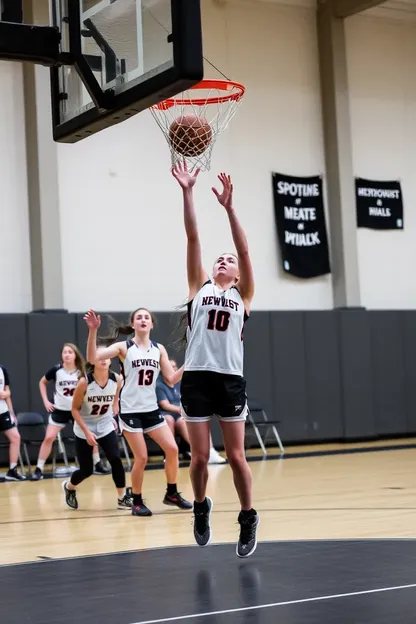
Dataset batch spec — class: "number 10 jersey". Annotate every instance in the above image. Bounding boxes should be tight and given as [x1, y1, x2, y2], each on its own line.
[185, 280, 248, 377]
[119, 340, 161, 413]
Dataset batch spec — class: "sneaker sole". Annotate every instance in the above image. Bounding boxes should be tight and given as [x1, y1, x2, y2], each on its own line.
[5, 476, 26, 481]
[61, 480, 78, 510]
[195, 497, 213, 547]
[117, 504, 133, 510]
[163, 500, 193, 510]
[236, 516, 260, 558]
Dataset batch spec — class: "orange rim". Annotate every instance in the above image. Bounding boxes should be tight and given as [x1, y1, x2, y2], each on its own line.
[152, 79, 245, 110]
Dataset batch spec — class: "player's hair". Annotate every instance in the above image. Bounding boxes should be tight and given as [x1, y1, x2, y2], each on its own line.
[63, 343, 86, 378]
[100, 308, 157, 346]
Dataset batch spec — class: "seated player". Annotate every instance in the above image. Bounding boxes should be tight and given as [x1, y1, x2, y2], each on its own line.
[156, 358, 226, 464]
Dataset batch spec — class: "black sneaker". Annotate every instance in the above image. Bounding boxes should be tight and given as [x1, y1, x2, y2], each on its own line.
[132, 502, 152, 517]
[5, 467, 26, 482]
[62, 480, 78, 510]
[193, 497, 213, 547]
[31, 467, 43, 481]
[163, 492, 193, 510]
[93, 461, 111, 475]
[237, 512, 260, 558]
[118, 494, 133, 510]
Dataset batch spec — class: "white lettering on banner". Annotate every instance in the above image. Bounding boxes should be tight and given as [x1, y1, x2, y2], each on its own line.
[277, 181, 320, 197]
[369, 207, 392, 217]
[285, 231, 321, 246]
[284, 206, 316, 221]
[358, 188, 400, 199]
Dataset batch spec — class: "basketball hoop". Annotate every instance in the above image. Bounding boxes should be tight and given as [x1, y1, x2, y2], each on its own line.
[150, 79, 245, 172]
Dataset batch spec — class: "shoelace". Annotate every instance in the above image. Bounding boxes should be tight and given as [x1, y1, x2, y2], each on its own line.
[239, 518, 257, 545]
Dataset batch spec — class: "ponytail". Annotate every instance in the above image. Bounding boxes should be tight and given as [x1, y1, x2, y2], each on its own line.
[99, 308, 157, 347]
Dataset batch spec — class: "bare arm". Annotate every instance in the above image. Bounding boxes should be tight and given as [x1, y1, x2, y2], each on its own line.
[113, 374, 122, 415]
[159, 345, 184, 386]
[172, 162, 208, 299]
[159, 399, 181, 415]
[39, 377, 55, 412]
[226, 208, 255, 304]
[213, 173, 255, 306]
[72, 378, 96, 445]
[84, 310, 126, 363]
[5, 389, 15, 420]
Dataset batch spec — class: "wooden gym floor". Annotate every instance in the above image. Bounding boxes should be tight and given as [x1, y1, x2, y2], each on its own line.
[1, 442, 416, 623]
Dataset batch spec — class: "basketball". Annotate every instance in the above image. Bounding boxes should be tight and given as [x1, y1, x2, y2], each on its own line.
[169, 114, 212, 157]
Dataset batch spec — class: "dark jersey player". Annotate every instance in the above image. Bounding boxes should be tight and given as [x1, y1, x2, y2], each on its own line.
[172, 163, 259, 558]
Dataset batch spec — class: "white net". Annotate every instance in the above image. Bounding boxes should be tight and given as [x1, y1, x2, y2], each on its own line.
[150, 80, 245, 171]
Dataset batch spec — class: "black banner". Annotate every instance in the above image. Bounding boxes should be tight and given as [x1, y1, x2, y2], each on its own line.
[356, 178, 403, 230]
[272, 172, 331, 279]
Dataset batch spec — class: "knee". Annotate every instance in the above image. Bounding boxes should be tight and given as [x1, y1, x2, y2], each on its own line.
[164, 442, 178, 460]
[191, 450, 210, 469]
[45, 431, 58, 443]
[227, 449, 247, 470]
[9, 428, 20, 442]
[133, 452, 148, 469]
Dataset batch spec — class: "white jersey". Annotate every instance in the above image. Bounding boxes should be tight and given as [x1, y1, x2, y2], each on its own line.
[0, 366, 10, 415]
[45, 365, 79, 411]
[185, 281, 248, 376]
[120, 340, 161, 413]
[74, 371, 117, 440]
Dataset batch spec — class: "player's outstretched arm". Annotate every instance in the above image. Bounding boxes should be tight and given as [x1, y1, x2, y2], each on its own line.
[212, 173, 255, 306]
[84, 310, 126, 363]
[172, 161, 209, 300]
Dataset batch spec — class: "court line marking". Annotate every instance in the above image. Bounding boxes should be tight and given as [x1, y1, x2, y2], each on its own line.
[131, 583, 416, 624]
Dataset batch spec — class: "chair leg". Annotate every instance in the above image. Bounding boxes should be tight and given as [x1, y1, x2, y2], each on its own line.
[18, 449, 25, 476]
[271, 425, 285, 456]
[23, 443, 32, 477]
[57, 433, 70, 469]
[251, 423, 267, 456]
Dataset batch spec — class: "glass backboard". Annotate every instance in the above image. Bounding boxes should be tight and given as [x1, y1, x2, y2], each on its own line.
[50, 0, 203, 142]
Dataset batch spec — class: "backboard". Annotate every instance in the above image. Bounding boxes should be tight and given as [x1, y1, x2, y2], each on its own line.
[50, 0, 203, 142]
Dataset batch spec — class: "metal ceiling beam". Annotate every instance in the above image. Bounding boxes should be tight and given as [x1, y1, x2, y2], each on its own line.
[332, 0, 386, 18]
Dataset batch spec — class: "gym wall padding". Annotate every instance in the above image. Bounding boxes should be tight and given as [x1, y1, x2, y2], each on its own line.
[0, 315, 30, 413]
[337, 309, 375, 439]
[270, 312, 308, 442]
[2, 309, 416, 457]
[27, 312, 78, 415]
[369, 311, 407, 437]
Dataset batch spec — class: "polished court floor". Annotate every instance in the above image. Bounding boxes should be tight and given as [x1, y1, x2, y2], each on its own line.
[1, 443, 416, 622]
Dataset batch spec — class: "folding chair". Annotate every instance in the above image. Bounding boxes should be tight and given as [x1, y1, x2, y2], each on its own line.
[246, 398, 284, 456]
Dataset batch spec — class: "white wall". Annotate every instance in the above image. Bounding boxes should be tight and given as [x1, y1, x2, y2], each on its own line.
[346, 12, 416, 309]
[0, 61, 32, 312]
[57, 0, 332, 312]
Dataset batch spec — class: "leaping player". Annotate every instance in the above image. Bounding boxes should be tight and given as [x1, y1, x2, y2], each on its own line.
[172, 161, 259, 558]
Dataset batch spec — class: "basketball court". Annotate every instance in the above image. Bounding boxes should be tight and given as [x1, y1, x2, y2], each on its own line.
[0, 0, 415, 622]
[1, 443, 416, 623]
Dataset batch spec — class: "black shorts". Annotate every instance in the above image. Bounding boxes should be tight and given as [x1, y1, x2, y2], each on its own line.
[49, 409, 73, 427]
[119, 410, 166, 434]
[0, 411, 16, 432]
[180, 371, 248, 422]
[161, 411, 183, 423]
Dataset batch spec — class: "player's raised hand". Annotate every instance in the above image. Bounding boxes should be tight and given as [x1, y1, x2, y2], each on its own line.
[171, 160, 200, 189]
[212, 173, 233, 212]
[83, 309, 101, 331]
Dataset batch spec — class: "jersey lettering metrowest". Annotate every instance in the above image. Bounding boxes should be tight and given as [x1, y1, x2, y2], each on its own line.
[201, 296, 240, 311]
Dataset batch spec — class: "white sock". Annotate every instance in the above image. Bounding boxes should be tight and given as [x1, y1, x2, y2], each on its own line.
[37, 459, 45, 471]
[93, 452, 100, 465]
[9, 462, 17, 470]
